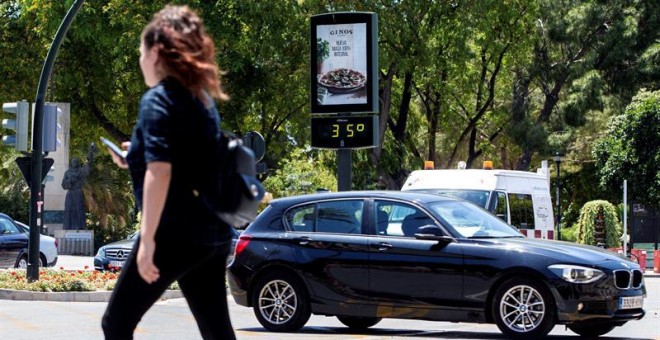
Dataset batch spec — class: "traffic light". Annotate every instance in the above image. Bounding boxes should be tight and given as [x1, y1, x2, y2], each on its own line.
[2, 100, 29, 151]
[43, 103, 61, 152]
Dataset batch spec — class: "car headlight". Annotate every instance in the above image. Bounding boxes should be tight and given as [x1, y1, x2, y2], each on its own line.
[96, 247, 106, 257]
[548, 264, 605, 284]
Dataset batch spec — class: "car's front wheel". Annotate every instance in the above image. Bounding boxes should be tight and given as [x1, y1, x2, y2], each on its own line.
[336, 316, 382, 330]
[252, 271, 311, 332]
[567, 321, 620, 337]
[492, 277, 555, 339]
[16, 254, 43, 268]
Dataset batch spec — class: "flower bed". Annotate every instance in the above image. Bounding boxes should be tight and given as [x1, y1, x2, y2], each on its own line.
[0, 267, 179, 292]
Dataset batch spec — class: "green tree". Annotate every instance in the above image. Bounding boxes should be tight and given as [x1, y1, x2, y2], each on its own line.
[510, 0, 660, 171]
[0, 156, 29, 222]
[593, 89, 660, 207]
[2, 0, 660, 228]
[264, 147, 336, 198]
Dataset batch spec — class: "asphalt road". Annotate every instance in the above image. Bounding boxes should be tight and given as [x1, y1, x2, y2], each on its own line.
[0, 256, 658, 339]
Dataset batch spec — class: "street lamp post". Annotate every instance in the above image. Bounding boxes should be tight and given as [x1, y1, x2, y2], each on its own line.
[554, 153, 563, 241]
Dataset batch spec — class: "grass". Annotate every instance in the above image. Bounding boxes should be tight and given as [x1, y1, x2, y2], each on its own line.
[0, 267, 179, 292]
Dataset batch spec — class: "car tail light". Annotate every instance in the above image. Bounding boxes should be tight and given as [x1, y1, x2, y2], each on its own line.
[234, 234, 252, 257]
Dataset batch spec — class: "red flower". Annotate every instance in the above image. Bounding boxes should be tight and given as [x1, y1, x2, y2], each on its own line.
[84, 265, 89, 270]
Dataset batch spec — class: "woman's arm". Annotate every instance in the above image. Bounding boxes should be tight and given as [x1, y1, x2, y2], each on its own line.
[137, 161, 171, 284]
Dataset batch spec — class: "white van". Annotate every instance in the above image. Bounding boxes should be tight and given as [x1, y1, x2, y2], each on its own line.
[401, 161, 555, 239]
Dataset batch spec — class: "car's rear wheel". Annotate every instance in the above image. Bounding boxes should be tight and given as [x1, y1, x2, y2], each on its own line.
[16, 254, 43, 268]
[492, 277, 555, 339]
[336, 316, 382, 330]
[252, 271, 311, 332]
[567, 321, 620, 337]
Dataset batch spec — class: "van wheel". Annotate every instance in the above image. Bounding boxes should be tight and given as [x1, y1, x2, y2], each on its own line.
[337, 316, 382, 330]
[492, 277, 555, 339]
[252, 271, 311, 332]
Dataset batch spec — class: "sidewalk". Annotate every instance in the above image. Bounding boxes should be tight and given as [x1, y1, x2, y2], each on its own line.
[644, 269, 660, 278]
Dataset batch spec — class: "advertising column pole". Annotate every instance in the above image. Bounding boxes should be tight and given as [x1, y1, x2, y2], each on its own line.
[337, 149, 352, 191]
[309, 12, 378, 192]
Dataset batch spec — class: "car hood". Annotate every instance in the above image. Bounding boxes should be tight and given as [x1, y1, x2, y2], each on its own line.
[488, 238, 630, 265]
[103, 238, 136, 249]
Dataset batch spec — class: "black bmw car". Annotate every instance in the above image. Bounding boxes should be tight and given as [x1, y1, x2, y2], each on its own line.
[227, 191, 646, 339]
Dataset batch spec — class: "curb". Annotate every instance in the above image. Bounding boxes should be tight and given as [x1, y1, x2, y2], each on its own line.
[0, 288, 182, 302]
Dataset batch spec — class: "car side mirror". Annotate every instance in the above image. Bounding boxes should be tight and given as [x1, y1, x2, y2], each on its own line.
[415, 225, 453, 243]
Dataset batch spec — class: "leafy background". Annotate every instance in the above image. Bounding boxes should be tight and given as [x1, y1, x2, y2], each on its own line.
[0, 0, 658, 245]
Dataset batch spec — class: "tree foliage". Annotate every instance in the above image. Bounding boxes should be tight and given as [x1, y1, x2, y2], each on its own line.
[1, 0, 659, 231]
[593, 89, 660, 206]
[264, 147, 336, 198]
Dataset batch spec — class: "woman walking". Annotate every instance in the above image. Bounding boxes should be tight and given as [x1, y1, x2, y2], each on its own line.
[101, 5, 235, 339]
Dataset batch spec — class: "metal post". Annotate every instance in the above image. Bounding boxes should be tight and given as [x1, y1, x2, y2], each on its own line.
[623, 180, 628, 254]
[337, 149, 352, 191]
[28, 0, 86, 282]
[554, 153, 562, 241]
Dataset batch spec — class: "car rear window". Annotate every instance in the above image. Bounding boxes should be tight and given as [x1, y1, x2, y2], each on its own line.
[285, 200, 363, 234]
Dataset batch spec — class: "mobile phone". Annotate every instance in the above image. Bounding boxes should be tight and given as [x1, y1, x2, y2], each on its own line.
[100, 137, 127, 159]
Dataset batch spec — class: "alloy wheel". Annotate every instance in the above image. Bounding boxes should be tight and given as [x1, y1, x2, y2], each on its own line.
[257, 279, 298, 325]
[499, 284, 546, 333]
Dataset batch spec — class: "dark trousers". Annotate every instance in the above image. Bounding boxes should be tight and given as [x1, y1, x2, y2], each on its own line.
[101, 229, 236, 340]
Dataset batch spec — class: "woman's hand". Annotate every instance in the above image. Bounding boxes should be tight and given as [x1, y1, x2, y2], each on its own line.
[108, 142, 131, 169]
[137, 237, 160, 284]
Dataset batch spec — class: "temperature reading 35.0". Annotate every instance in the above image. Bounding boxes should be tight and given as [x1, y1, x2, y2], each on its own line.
[311, 116, 378, 149]
[332, 123, 365, 138]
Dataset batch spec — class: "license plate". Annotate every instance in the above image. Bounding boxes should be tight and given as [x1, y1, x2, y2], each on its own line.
[109, 260, 124, 268]
[618, 296, 643, 309]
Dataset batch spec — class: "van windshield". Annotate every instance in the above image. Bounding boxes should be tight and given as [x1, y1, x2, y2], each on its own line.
[409, 189, 490, 208]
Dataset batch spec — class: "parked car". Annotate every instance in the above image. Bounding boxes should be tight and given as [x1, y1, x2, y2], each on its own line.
[14, 221, 59, 267]
[227, 191, 646, 339]
[0, 213, 28, 268]
[95, 227, 241, 272]
[94, 232, 138, 271]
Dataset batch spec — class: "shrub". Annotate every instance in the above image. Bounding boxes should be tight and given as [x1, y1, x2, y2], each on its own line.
[576, 200, 622, 247]
[0, 268, 179, 292]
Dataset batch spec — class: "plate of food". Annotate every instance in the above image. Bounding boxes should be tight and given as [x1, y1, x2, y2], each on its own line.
[318, 68, 367, 93]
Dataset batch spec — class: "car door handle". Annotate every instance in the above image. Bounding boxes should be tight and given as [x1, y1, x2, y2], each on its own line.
[373, 242, 392, 251]
[296, 237, 313, 245]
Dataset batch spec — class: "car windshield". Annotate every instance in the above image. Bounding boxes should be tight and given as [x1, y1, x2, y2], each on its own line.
[15, 221, 28, 233]
[428, 200, 522, 238]
[411, 189, 490, 208]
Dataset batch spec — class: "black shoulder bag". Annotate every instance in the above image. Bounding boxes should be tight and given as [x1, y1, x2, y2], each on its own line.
[200, 131, 265, 227]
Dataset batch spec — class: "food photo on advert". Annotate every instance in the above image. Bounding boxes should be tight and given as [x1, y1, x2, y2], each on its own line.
[316, 22, 368, 106]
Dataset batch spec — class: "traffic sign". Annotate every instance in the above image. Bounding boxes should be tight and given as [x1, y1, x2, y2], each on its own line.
[15, 157, 54, 186]
[243, 131, 265, 162]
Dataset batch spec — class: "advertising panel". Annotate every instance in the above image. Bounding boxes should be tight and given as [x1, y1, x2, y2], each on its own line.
[310, 12, 378, 114]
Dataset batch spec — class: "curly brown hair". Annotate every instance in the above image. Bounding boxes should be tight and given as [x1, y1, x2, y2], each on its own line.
[142, 5, 229, 104]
